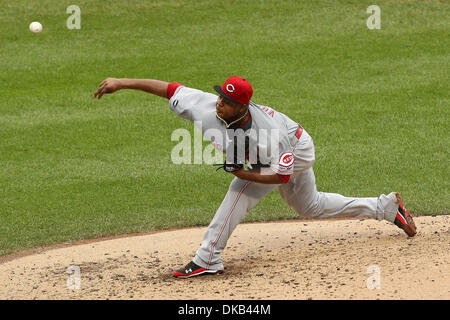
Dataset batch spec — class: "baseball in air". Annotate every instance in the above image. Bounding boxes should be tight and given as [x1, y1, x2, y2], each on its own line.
[29, 22, 43, 34]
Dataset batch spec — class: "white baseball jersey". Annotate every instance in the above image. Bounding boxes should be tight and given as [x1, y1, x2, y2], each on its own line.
[169, 86, 311, 175]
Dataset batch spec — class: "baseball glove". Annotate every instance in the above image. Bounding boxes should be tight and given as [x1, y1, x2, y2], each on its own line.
[213, 161, 243, 173]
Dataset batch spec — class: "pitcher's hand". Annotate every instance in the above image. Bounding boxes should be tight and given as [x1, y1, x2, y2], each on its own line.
[93, 78, 122, 99]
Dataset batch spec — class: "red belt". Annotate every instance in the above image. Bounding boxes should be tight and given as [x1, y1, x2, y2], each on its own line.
[295, 125, 303, 140]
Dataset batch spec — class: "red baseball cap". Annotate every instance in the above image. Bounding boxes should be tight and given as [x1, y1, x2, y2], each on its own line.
[214, 76, 253, 105]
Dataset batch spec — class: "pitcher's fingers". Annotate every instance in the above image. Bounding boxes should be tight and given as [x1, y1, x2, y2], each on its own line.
[97, 91, 105, 99]
[97, 88, 107, 99]
[97, 83, 109, 95]
[94, 87, 103, 99]
[93, 85, 105, 98]
[93, 81, 107, 97]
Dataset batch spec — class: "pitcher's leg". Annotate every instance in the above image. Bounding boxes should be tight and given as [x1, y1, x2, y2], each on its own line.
[279, 168, 398, 221]
[193, 178, 278, 271]
[310, 192, 398, 221]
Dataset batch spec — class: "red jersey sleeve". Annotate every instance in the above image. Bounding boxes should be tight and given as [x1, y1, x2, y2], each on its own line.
[167, 82, 183, 99]
[277, 174, 291, 183]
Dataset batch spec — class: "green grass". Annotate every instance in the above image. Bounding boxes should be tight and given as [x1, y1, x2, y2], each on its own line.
[0, 0, 448, 256]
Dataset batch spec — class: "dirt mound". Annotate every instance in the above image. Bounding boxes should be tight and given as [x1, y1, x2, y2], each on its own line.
[0, 216, 449, 300]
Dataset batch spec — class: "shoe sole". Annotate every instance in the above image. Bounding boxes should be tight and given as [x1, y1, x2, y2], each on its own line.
[394, 192, 417, 237]
[173, 269, 224, 279]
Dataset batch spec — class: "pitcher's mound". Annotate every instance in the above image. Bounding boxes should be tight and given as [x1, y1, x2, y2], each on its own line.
[0, 216, 449, 300]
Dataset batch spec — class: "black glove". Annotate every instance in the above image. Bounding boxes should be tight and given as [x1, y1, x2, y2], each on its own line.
[213, 161, 243, 173]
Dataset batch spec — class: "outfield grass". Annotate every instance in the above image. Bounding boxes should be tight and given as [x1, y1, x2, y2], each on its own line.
[0, 0, 448, 256]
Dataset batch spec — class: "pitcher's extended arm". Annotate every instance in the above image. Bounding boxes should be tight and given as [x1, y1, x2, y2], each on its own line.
[93, 78, 169, 99]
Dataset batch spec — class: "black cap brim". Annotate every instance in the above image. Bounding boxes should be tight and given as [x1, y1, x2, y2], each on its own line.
[214, 85, 243, 106]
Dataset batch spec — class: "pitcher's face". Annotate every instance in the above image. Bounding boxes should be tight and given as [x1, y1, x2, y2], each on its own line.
[216, 96, 246, 122]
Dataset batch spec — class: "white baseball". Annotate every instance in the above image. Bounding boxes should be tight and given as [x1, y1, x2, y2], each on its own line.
[29, 22, 43, 34]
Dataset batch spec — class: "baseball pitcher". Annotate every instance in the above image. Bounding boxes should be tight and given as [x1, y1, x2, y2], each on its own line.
[93, 76, 417, 278]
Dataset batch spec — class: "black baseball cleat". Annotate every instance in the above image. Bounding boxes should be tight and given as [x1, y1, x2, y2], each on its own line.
[173, 261, 224, 278]
[393, 192, 417, 237]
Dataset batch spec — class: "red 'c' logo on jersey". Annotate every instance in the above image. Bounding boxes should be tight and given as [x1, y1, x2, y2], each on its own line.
[279, 152, 294, 167]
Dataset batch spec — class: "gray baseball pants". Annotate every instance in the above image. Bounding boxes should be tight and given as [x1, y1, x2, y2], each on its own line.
[193, 133, 399, 271]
